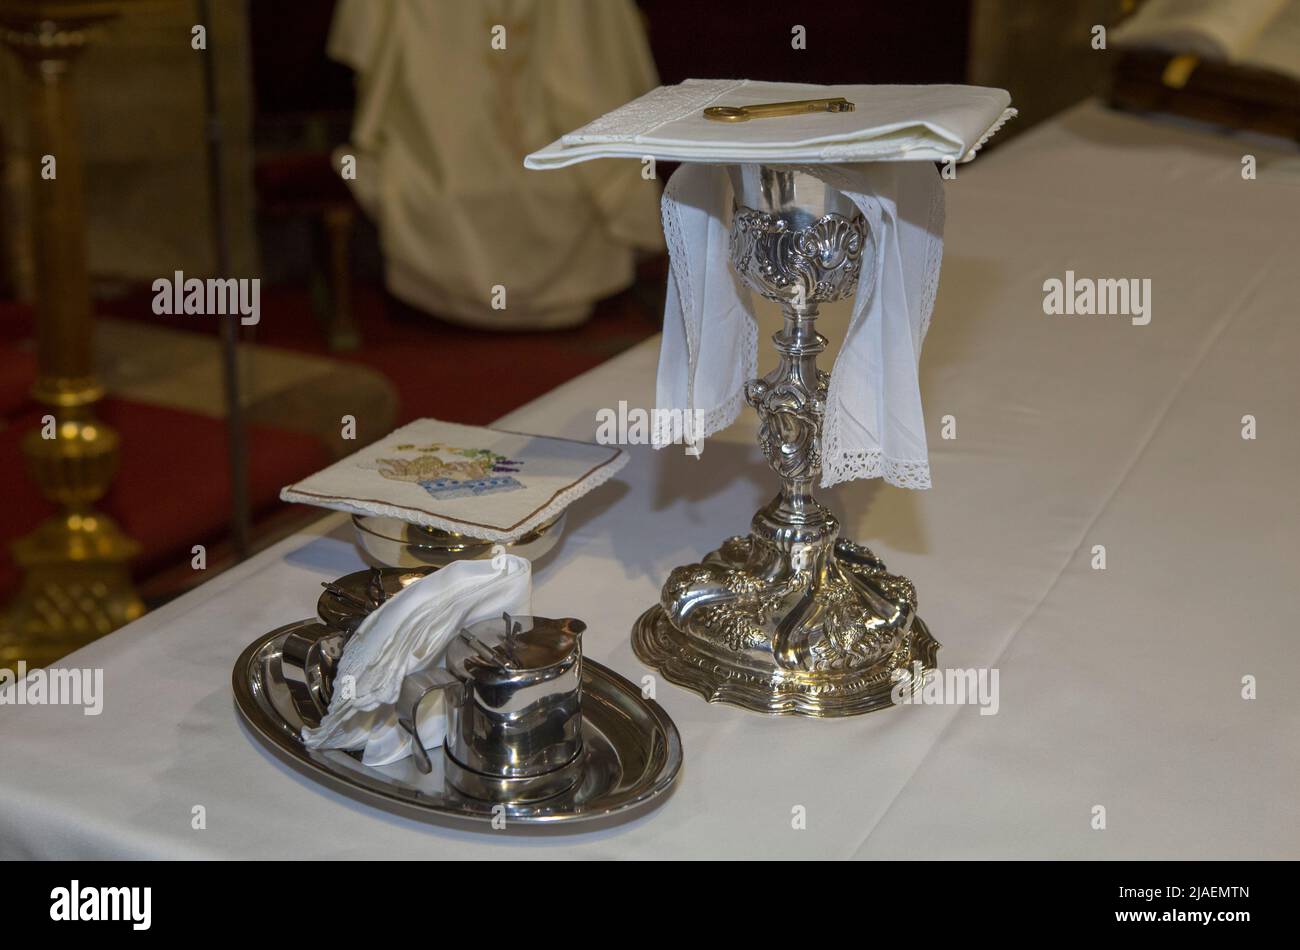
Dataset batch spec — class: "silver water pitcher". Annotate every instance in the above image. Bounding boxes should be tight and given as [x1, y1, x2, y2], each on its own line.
[400, 613, 587, 802]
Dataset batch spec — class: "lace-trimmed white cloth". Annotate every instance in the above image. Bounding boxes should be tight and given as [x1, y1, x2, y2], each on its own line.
[525, 80, 1015, 489]
[525, 79, 1015, 168]
[280, 419, 627, 541]
[655, 162, 945, 490]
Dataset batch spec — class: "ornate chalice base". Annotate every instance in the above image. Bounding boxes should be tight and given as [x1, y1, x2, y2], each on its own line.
[633, 166, 940, 717]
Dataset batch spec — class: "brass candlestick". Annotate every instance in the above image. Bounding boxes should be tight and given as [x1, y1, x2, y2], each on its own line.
[0, 0, 143, 671]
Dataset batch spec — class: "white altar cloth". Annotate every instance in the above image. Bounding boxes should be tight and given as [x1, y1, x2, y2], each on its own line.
[1, 102, 1297, 859]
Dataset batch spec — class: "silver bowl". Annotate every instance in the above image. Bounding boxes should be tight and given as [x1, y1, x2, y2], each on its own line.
[352, 512, 565, 568]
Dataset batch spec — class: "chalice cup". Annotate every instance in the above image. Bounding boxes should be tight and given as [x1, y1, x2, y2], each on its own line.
[632, 165, 939, 717]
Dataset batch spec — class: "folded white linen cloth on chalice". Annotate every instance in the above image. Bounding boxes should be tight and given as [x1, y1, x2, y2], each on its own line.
[525, 79, 1015, 168]
[302, 554, 531, 767]
[526, 80, 1015, 490]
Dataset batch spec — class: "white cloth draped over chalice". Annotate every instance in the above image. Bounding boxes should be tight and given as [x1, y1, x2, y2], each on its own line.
[654, 160, 945, 489]
[526, 78, 1015, 484]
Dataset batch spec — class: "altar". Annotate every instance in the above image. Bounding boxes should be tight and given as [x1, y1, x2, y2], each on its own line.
[0, 101, 1296, 859]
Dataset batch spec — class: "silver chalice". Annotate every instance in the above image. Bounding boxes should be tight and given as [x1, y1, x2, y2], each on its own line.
[633, 165, 939, 717]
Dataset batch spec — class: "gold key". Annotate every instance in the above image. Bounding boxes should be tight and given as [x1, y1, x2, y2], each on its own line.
[703, 97, 855, 123]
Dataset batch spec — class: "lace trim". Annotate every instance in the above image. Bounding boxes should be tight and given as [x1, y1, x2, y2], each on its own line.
[919, 168, 945, 342]
[653, 381, 749, 451]
[962, 107, 1018, 161]
[660, 169, 697, 424]
[794, 163, 941, 491]
[660, 195, 690, 301]
[801, 164, 880, 492]
[563, 79, 744, 144]
[821, 451, 932, 491]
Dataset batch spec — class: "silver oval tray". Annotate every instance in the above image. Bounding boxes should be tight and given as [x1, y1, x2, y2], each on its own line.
[233, 619, 682, 828]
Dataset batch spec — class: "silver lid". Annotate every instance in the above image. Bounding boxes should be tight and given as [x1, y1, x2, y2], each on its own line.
[447, 613, 585, 687]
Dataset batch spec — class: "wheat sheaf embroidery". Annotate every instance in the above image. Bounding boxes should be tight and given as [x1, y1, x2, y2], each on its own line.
[368, 441, 524, 500]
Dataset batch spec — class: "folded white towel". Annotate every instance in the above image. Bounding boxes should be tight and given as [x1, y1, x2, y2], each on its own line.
[524, 79, 1015, 168]
[301, 555, 531, 767]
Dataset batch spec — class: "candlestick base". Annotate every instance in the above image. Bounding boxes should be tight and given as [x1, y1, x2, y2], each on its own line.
[0, 510, 143, 671]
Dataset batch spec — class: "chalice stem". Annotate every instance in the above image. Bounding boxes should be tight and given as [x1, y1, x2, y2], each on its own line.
[747, 301, 833, 544]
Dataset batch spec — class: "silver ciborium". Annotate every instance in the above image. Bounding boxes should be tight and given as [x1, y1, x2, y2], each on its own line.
[633, 165, 939, 717]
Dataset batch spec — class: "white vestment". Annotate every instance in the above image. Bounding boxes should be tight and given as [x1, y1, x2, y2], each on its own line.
[329, 0, 665, 328]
